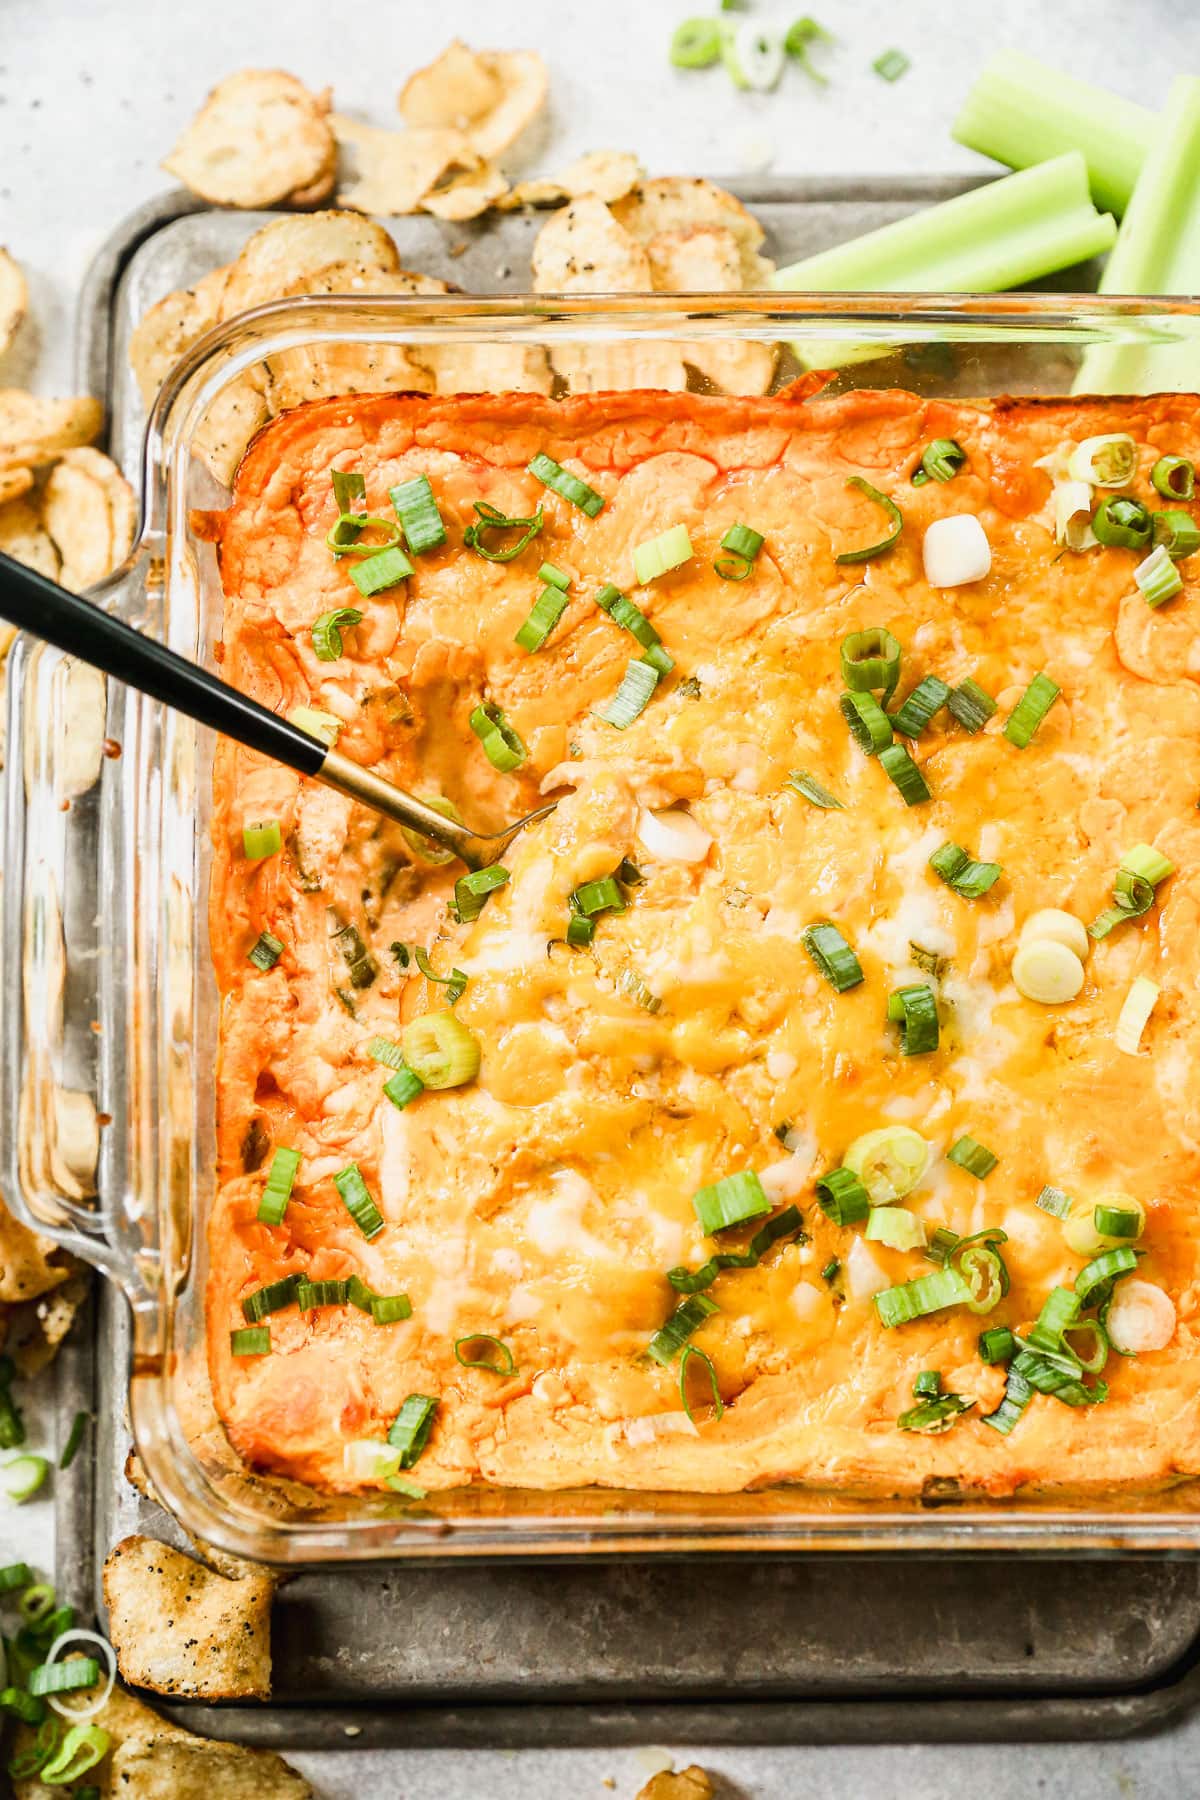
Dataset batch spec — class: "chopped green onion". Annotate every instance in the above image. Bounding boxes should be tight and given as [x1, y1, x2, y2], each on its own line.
[566, 915, 595, 948]
[1010, 1347, 1107, 1408]
[1152, 509, 1200, 558]
[4, 1454, 47, 1502]
[633, 523, 693, 584]
[1094, 1203, 1142, 1239]
[347, 1275, 376, 1312]
[572, 876, 625, 918]
[840, 690, 894, 755]
[311, 606, 363, 661]
[454, 1334, 517, 1376]
[371, 1294, 412, 1325]
[515, 583, 570, 653]
[0, 1561, 32, 1592]
[386, 1475, 428, 1499]
[325, 513, 402, 558]
[1091, 495, 1152, 549]
[666, 1206, 804, 1294]
[951, 1229, 1010, 1316]
[835, 477, 903, 564]
[979, 1325, 1016, 1364]
[351, 546, 414, 597]
[257, 1145, 301, 1226]
[646, 1294, 719, 1367]
[929, 841, 1003, 898]
[1069, 434, 1138, 486]
[247, 930, 284, 972]
[1134, 543, 1183, 608]
[231, 1326, 271, 1355]
[898, 1392, 973, 1432]
[241, 1273, 300, 1322]
[715, 523, 765, 580]
[595, 657, 660, 729]
[0, 1685, 44, 1724]
[1002, 672, 1060, 748]
[671, 16, 723, 65]
[1088, 843, 1172, 939]
[786, 769, 845, 810]
[642, 643, 674, 677]
[866, 1206, 926, 1251]
[296, 1278, 351, 1310]
[802, 921, 864, 991]
[913, 1370, 941, 1398]
[389, 475, 446, 554]
[947, 1135, 997, 1179]
[527, 452, 604, 518]
[887, 983, 939, 1054]
[28, 1655, 100, 1697]
[815, 1166, 872, 1226]
[469, 701, 526, 773]
[821, 1257, 840, 1283]
[289, 704, 342, 747]
[981, 1362, 1035, 1436]
[40, 1725, 111, 1785]
[401, 1012, 481, 1089]
[911, 438, 966, 485]
[679, 1344, 724, 1423]
[618, 968, 663, 1013]
[406, 944, 467, 1003]
[330, 915, 376, 990]
[1152, 455, 1195, 500]
[1028, 1284, 1082, 1354]
[331, 468, 366, 516]
[842, 1127, 929, 1203]
[878, 742, 931, 805]
[242, 819, 282, 861]
[595, 584, 667, 656]
[840, 627, 901, 705]
[873, 47, 910, 81]
[891, 675, 951, 738]
[56, 1411, 87, 1474]
[367, 1034, 406, 1070]
[463, 500, 544, 562]
[1075, 1246, 1140, 1308]
[946, 677, 997, 733]
[539, 561, 570, 590]
[454, 863, 509, 924]
[875, 1267, 971, 1328]
[691, 1170, 771, 1235]
[908, 942, 945, 977]
[333, 1161, 385, 1239]
[387, 1394, 439, 1468]
[1036, 1184, 1072, 1221]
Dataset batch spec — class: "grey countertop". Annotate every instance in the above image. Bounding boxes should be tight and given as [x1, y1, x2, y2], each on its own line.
[2, 0, 1198, 1794]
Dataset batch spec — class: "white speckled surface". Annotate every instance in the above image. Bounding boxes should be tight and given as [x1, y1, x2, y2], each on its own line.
[1, 0, 1198, 1793]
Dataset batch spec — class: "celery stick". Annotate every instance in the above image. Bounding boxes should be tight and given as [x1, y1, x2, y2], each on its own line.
[952, 50, 1154, 218]
[1075, 76, 1200, 395]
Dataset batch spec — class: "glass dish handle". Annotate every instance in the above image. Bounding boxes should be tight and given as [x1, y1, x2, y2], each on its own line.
[1, 563, 155, 1303]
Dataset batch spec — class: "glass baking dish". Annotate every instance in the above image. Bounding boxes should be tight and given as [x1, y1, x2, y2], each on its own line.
[6, 290, 1200, 1563]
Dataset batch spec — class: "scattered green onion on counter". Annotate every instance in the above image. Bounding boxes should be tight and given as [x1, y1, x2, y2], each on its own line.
[872, 48, 910, 83]
[670, 17, 723, 68]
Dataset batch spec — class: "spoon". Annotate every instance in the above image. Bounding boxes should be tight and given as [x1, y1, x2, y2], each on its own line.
[0, 551, 554, 870]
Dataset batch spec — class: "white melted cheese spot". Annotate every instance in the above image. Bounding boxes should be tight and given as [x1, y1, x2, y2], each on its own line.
[759, 1150, 817, 1203]
[378, 1103, 413, 1214]
[524, 1170, 617, 1264]
[791, 1280, 826, 1322]
[463, 929, 548, 975]
[766, 1049, 798, 1080]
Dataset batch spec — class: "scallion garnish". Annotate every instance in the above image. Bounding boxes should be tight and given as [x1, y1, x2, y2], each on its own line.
[1151, 455, 1194, 500]
[527, 452, 605, 517]
[929, 841, 1002, 898]
[242, 819, 282, 861]
[1088, 842, 1173, 939]
[802, 920, 864, 991]
[454, 863, 510, 924]
[389, 475, 446, 554]
[595, 583, 671, 664]
[566, 915, 595, 948]
[539, 561, 570, 589]
[1094, 1202, 1142, 1239]
[873, 47, 910, 81]
[947, 1135, 997, 1178]
[289, 704, 342, 747]
[1008, 1347, 1107, 1409]
[333, 1162, 385, 1239]
[835, 476, 904, 563]
[715, 523, 765, 581]
[887, 982, 939, 1054]
[325, 513, 402, 558]
[875, 1266, 970, 1328]
[257, 1145, 301, 1226]
[28, 1657, 100, 1697]
[646, 1294, 719, 1367]
[311, 606, 363, 661]
[469, 701, 526, 773]
[815, 1166, 871, 1226]
[978, 1325, 1015, 1364]
[1075, 1246, 1140, 1308]
[368, 1035, 406, 1071]
[897, 1392, 973, 1432]
[351, 545, 414, 598]
[913, 1370, 941, 1398]
[1028, 1284, 1081, 1353]
[330, 915, 377, 990]
[679, 1344, 724, 1423]
[1036, 1184, 1071, 1220]
[691, 1169, 772, 1234]
[594, 656, 660, 728]
[392, 943, 468, 1004]
[384, 1067, 425, 1110]
[572, 875, 625, 917]
[867, 1206, 927, 1251]
[878, 741, 931, 805]
[1091, 495, 1152, 549]
[1133, 543, 1183, 608]
[3, 1454, 48, 1503]
[785, 769, 845, 810]
[331, 468, 366, 516]
[840, 627, 901, 706]
[618, 968, 663, 1013]
[454, 1334, 517, 1376]
[911, 438, 966, 485]
[821, 1257, 840, 1283]
[633, 524, 693, 584]
[667, 1205, 804, 1294]
[946, 676, 997, 733]
[840, 690, 894, 755]
[1152, 509, 1200, 559]
[247, 930, 284, 972]
[981, 1363, 1034, 1436]
[890, 675, 951, 737]
[1002, 672, 1060, 748]
[401, 1012, 481, 1089]
[670, 15, 723, 65]
[371, 1293, 412, 1324]
[387, 1394, 439, 1467]
[464, 500, 544, 562]
[241, 1273, 300, 1322]
[515, 582, 570, 653]
[230, 1326, 270, 1356]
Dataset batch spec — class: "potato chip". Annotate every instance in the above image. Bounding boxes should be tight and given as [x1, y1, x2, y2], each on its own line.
[0, 1203, 69, 1305]
[0, 495, 60, 578]
[191, 371, 270, 489]
[0, 389, 103, 467]
[108, 1737, 313, 1799]
[278, 261, 452, 299]
[636, 1768, 715, 1800]
[647, 224, 777, 396]
[0, 247, 27, 359]
[220, 210, 402, 318]
[532, 195, 652, 294]
[15, 1268, 89, 1377]
[163, 69, 336, 209]
[612, 176, 775, 286]
[466, 50, 549, 160]
[264, 264, 445, 410]
[500, 149, 645, 210]
[129, 265, 231, 408]
[0, 463, 33, 506]
[421, 160, 510, 222]
[399, 42, 548, 159]
[42, 447, 137, 592]
[334, 115, 479, 217]
[429, 342, 553, 397]
[103, 1535, 276, 1700]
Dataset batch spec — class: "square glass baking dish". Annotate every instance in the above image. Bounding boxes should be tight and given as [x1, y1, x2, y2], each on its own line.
[6, 290, 1200, 1563]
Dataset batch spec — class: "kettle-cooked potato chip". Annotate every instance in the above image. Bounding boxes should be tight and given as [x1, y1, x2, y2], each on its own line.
[0, 247, 27, 359]
[102, 1535, 276, 1701]
[129, 265, 231, 408]
[334, 115, 480, 217]
[399, 41, 548, 159]
[220, 209, 402, 316]
[163, 69, 336, 209]
[500, 149, 645, 210]
[0, 389, 103, 466]
[42, 446, 137, 592]
[613, 176, 775, 286]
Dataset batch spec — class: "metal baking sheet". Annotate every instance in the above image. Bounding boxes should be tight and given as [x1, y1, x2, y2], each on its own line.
[60, 181, 1200, 1750]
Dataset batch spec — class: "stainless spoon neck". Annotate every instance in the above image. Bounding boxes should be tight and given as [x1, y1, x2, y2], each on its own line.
[318, 747, 503, 870]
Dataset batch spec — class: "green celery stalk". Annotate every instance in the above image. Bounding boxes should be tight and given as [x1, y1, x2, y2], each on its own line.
[1075, 76, 1200, 396]
[952, 50, 1155, 218]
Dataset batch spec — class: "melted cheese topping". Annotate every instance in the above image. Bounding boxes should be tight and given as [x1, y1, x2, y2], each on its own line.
[209, 388, 1200, 1500]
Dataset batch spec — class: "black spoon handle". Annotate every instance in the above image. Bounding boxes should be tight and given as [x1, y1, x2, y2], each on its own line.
[0, 550, 325, 777]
